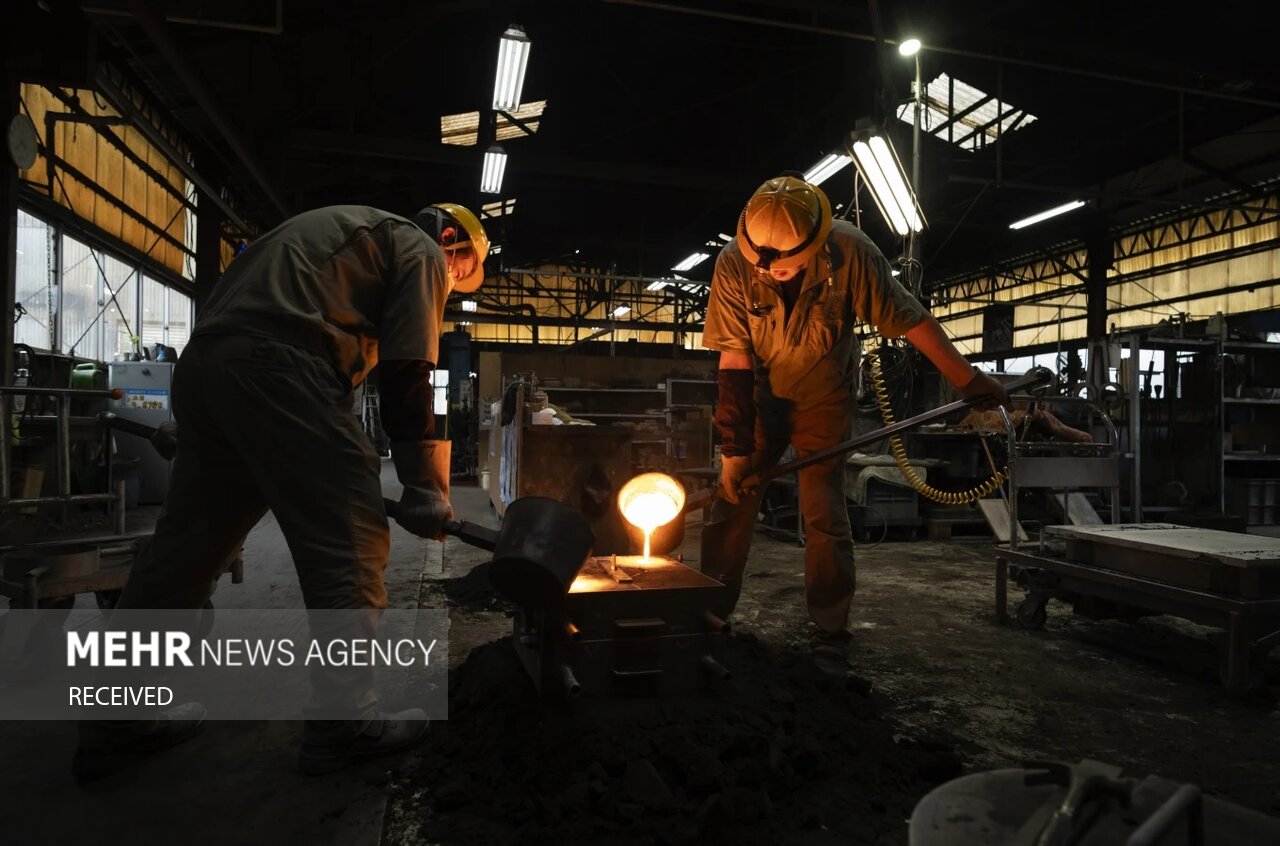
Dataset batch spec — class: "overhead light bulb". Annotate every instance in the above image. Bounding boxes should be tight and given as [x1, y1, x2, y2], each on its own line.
[898, 38, 921, 57]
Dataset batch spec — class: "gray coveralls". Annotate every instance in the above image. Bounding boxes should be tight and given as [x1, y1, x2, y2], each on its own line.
[115, 205, 449, 721]
[700, 219, 927, 633]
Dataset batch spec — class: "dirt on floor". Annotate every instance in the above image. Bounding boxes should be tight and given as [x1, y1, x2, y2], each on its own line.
[383, 495, 1279, 845]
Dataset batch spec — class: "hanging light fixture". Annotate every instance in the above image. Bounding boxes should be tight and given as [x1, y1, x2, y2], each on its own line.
[493, 25, 532, 111]
[481, 145, 508, 194]
[847, 126, 925, 236]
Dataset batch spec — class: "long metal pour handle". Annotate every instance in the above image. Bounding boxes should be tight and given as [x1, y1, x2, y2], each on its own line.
[382, 497, 499, 551]
[683, 366, 1054, 513]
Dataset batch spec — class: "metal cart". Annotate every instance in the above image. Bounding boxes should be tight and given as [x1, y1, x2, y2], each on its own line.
[0, 385, 242, 608]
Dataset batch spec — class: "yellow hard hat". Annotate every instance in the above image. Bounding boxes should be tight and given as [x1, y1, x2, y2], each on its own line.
[736, 176, 832, 272]
[414, 202, 490, 293]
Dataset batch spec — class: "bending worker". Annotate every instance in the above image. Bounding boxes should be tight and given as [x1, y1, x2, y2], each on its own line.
[75, 203, 487, 779]
[702, 174, 1006, 674]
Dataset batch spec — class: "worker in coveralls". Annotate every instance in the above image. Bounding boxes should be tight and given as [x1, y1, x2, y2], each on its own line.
[701, 175, 1007, 674]
[75, 204, 487, 780]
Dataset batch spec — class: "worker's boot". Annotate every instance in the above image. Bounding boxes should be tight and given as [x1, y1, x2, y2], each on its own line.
[297, 708, 430, 775]
[808, 627, 854, 678]
[72, 702, 207, 784]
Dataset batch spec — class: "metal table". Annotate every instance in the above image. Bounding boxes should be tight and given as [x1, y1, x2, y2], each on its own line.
[995, 524, 1280, 695]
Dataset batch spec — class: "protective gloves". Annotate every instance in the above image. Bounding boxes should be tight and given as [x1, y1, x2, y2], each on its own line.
[389, 440, 454, 540]
[719, 454, 755, 505]
[959, 368, 1010, 410]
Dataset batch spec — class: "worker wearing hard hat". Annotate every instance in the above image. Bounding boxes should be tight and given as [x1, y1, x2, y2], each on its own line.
[75, 203, 487, 780]
[702, 174, 1006, 674]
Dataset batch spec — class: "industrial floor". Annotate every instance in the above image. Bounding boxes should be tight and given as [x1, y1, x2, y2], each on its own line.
[2, 469, 1277, 845]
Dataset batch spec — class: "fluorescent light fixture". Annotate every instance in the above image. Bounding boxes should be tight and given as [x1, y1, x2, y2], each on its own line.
[461, 300, 478, 312]
[457, 321, 472, 326]
[481, 145, 508, 194]
[1008, 200, 1087, 230]
[849, 129, 925, 236]
[647, 280, 669, 291]
[489, 244, 503, 254]
[612, 306, 631, 317]
[898, 38, 921, 56]
[493, 25, 531, 111]
[672, 252, 710, 272]
[803, 152, 852, 186]
[891, 269, 901, 277]
[717, 233, 732, 242]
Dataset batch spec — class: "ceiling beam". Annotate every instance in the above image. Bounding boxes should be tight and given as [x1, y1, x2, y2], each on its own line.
[286, 129, 747, 194]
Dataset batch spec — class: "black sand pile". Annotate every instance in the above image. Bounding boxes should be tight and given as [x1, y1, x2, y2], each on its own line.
[389, 632, 963, 845]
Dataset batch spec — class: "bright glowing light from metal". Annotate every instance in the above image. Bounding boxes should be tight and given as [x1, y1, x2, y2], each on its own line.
[618, 472, 685, 560]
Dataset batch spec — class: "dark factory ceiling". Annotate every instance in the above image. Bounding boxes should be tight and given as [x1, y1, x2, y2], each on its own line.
[80, 0, 1280, 292]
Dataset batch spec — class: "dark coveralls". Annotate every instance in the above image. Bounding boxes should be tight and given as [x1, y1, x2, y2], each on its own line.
[700, 219, 928, 634]
[115, 205, 449, 721]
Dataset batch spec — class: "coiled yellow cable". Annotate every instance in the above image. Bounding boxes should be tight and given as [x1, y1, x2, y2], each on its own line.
[867, 349, 1008, 505]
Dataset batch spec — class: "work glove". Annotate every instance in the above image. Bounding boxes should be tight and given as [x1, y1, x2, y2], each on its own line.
[959, 368, 1010, 411]
[389, 440, 454, 541]
[150, 420, 179, 461]
[719, 454, 755, 506]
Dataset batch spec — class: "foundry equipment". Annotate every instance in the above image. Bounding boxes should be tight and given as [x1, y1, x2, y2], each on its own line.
[997, 524, 1280, 695]
[391, 488, 733, 699]
[411, 367, 1056, 699]
[0, 412, 242, 610]
[909, 757, 1280, 845]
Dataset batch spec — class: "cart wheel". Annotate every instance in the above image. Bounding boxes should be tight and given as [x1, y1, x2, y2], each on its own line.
[1014, 597, 1048, 631]
[95, 590, 122, 610]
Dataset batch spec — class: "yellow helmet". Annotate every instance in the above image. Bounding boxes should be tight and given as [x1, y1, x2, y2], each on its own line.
[736, 175, 832, 272]
[413, 203, 489, 293]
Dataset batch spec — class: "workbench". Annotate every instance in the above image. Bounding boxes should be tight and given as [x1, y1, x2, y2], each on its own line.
[996, 523, 1280, 695]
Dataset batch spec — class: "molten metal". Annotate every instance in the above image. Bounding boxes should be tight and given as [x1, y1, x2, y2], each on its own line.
[617, 472, 685, 559]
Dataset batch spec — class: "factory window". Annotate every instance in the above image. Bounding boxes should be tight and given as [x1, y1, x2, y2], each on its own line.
[14, 210, 55, 350]
[102, 254, 139, 362]
[59, 233, 103, 361]
[434, 369, 449, 416]
[140, 275, 192, 356]
[141, 275, 167, 351]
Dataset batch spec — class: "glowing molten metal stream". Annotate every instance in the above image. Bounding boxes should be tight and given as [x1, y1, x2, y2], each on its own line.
[617, 473, 685, 560]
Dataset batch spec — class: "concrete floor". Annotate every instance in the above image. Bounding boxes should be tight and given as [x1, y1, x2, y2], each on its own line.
[3, 473, 1278, 844]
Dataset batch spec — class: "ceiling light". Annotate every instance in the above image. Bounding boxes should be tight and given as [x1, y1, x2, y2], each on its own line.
[461, 300, 478, 312]
[490, 244, 503, 254]
[672, 252, 710, 272]
[647, 280, 669, 291]
[612, 306, 631, 317]
[898, 38, 921, 57]
[493, 25, 531, 111]
[717, 233, 732, 242]
[803, 152, 852, 186]
[457, 321, 473, 326]
[1008, 200, 1087, 230]
[481, 145, 508, 194]
[849, 128, 925, 236]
